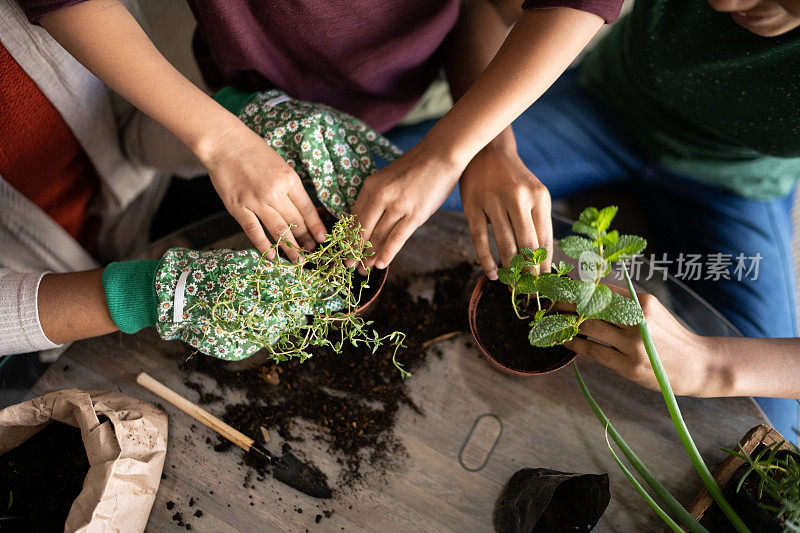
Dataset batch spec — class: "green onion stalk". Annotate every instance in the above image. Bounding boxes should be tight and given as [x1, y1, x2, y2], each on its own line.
[621, 264, 750, 533]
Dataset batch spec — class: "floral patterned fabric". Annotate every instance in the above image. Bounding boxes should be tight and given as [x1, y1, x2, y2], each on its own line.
[155, 248, 344, 361]
[237, 90, 403, 218]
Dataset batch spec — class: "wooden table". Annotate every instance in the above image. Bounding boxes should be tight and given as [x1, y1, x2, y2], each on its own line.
[32, 211, 766, 532]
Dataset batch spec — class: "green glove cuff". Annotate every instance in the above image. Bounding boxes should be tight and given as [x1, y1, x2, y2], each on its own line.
[102, 259, 161, 334]
[214, 86, 260, 115]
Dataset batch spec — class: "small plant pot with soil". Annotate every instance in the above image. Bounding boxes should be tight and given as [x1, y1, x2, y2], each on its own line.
[687, 424, 800, 532]
[467, 207, 645, 376]
[469, 274, 575, 375]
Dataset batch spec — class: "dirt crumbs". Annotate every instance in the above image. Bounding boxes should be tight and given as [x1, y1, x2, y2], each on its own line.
[167, 496, 205, 530]
[179, 262, 473, 489]
[0, 422, 90, 530]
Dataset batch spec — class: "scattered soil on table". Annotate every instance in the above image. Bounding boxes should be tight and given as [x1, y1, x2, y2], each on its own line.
[474, 279, 574, 373]
[179, 262, 473, 489]
[0, 422, 89, 531]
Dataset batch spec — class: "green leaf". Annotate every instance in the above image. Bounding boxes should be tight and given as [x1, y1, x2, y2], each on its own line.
[605, 235, 647, 262]
[578, 207, 599, 225]
[602, 230, 619, 246]
[516, 272, 539, 294]
[528, 314, 580, 347]
[520, 247, 535, 260]
[536, 275, 584, 304]
[559, 235, 596, 259]
[532, 308, 546, 324]
[554, 261, 574, 276]
[497, 267, 517, 286]
[595, 206, 618, 233]
[590, 292, 644, 325]
[573, 280, 596, 307]
[509, 254, 525, 271]
[532, 247, 548, 266]
[577, 284, 612, 316]
[571, 220, 596, 238]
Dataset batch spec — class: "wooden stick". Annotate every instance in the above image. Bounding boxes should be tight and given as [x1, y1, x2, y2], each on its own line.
[136, 372, 254, 452]
[421, 331, 463, 350]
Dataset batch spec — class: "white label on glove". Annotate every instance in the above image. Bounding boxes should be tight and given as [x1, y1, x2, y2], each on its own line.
[173, 270, 190, 323]
[265, 95, 291, 107]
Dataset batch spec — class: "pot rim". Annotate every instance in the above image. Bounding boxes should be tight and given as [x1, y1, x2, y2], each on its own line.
[468, 274, 576, 376]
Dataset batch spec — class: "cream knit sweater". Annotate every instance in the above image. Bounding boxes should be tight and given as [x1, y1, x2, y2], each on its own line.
[0, 0, 204, 356]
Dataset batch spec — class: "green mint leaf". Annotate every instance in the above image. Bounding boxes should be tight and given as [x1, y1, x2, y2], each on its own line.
[571, 220, 596, 238]
[516, 272, 539, 294]
[520, 247, 535, 260]
[558, 235, 596, 259]
[594, 206, 618, 233]
[535, 275, 584, 304]
[574, 280, 599, 309]
[533, 308, 546, 324]
[532, 247, 548, 265]
[604, 235, 647, 262]
[590, 292, 644, 325]
[577, 283, 612, 316]
[528, 314, 580, 347]
[578, 207, 600, 225]
[509, 254, 530, 272]
[554, 261, 574, 276]
[602, 230, 619, 246]
[497, 267, 517, 286]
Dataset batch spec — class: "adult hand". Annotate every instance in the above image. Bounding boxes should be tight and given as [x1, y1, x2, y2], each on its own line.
[562, 284, 719, 397]
[200, 122, 327, 263]
[460, 136, 552, 279]
[352, 140, 463, 271]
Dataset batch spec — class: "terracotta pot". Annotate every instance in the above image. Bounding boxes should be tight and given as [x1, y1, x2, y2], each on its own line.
[468, 274, 576, 376]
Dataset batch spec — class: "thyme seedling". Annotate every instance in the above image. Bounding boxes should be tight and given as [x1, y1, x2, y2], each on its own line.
[194, 214, 409, 377]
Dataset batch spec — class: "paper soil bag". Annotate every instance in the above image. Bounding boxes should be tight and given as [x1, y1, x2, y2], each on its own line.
[0, 389, 168, 532]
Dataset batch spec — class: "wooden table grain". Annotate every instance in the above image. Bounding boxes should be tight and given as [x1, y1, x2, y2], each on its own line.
[32, 211, 766, 532]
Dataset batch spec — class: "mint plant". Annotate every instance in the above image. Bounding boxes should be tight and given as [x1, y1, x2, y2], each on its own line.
[497, 206, 646, 348]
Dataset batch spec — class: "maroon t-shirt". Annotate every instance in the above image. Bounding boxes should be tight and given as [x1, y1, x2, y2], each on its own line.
[22, 0, 622, 132]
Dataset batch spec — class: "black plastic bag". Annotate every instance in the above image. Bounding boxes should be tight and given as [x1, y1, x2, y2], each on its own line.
[494, 468, 611, 532]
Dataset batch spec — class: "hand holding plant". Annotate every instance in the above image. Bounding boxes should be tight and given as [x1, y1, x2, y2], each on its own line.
[155, 215, 408, 375]
[563, 284, 720, 397]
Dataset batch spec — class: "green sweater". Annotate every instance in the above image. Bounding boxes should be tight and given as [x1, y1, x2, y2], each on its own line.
[580, 0, 800, 200]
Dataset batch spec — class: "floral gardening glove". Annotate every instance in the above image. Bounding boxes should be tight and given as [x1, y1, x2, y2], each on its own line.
[102, 248, 345, 361]
[229, 89, 403, 218]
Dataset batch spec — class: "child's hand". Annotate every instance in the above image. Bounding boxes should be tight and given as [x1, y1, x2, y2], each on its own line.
[562, 284, 717, 397]
[459, 139, 553, 280]
[352, 141, 463, 270]
[200, 122, 327, 263]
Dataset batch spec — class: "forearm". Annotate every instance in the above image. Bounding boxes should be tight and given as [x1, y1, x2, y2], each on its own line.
[444, 0, 517, 150]
[702, 336, 800, 399]
[430, 7, 603, 167]
[38, 270, 118, 344]
[40, 0, 239, 161]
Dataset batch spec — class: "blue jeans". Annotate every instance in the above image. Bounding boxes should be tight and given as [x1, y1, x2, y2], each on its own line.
[386, 69, 799, 443]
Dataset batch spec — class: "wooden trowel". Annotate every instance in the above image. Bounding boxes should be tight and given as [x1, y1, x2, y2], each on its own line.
[136, 372, 332, 499]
